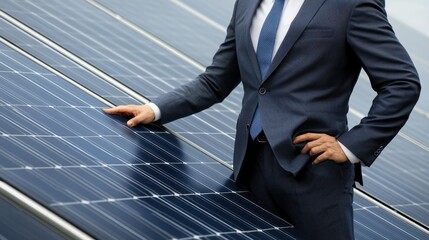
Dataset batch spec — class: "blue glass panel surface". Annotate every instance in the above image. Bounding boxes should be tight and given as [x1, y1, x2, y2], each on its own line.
[353, 193, 429, 239]
[0, 194, 66, 240]
[0, 0, 241, 165]
[0, 18, 139, 106]
[96, 0, 234, 65]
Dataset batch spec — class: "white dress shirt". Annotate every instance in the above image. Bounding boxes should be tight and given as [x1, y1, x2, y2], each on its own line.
[250, 0, 304, 59]
[150, 0, 360, 164]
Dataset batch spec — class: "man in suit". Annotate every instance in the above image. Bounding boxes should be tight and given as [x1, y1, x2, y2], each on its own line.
[104, 0, 420, 238]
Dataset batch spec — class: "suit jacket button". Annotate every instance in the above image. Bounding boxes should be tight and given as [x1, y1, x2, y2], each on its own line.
[374, 146, 384, 156]
[259, 88, 266, 95]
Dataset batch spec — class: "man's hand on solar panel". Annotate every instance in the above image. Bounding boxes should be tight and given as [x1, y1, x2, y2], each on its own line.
[103, 105, 155, 127]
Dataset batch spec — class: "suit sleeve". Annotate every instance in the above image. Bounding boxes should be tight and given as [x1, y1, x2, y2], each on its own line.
[338, 0, 421, 167]
[151, 0, 241, 124]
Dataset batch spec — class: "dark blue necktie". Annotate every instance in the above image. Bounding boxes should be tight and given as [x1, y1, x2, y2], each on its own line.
[250, 0, 285, 139]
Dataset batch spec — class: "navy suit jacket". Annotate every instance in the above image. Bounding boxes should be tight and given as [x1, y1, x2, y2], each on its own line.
[152, 0, 420, 183]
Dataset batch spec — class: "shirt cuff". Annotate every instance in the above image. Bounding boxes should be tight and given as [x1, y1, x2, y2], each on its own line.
[338, 141, 361, 164]
[147, 102, 161, 122]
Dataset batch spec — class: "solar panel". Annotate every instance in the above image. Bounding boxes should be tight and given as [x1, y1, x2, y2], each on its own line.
[0, 18, 140, 106]
[1, 0, 429, 238]
[177, 0, 236, 27]
[0, 0, 202, 94]
[0, 192, 65, 239]
[0, 41, 299, 239]
[353, 192, 429, 240]
[94, 0, 235, 65]
[0, 0, 241, 165]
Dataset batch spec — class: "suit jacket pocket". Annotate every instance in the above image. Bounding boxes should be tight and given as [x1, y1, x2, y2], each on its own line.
[300, 28, 334, 39]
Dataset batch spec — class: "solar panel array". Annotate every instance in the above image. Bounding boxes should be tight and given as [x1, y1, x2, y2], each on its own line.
[0, 0, 240, 165]
[0, 0, 428, 239]
[0, 37, 297, 239]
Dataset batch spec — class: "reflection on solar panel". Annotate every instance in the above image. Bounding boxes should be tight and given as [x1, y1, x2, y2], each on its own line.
[1, 0, 429, 239]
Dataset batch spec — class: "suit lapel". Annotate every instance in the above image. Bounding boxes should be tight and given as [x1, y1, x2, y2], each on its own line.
[263, 0, 327, 82]
[244, 0, 262, 82]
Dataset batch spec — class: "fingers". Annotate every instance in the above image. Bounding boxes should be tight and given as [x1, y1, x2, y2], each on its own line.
[294, 133, 348, 164]
[127, 112, 152, 128]
[293, 133, 324, 144]
[127, 116, 141, 128]
[103, 105, 155, 128]
[313, 148, 336, 164]
[301, 137, 325, 154]
[304, 142, 329, 156]
[103, 105, 134, 115]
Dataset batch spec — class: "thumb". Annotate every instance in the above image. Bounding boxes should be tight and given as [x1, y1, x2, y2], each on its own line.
[127, 115, 142, 128]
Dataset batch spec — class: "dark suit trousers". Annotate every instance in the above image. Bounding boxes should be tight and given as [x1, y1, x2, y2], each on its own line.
[237, 138, 355, 240]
